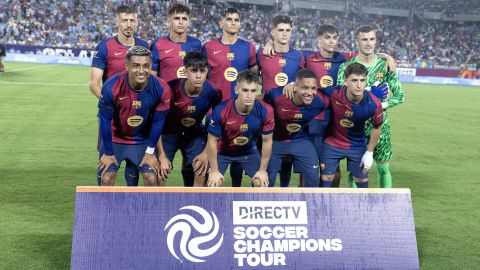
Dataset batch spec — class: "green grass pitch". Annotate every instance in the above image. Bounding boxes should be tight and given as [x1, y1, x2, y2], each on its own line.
[0, 62, 479, 269]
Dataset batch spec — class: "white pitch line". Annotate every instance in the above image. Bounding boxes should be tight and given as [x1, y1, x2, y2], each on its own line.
[0, 81, 88, 86]
[8, 65, 56, 73]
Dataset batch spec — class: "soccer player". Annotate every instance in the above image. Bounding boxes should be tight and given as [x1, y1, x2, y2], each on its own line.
[97, 46, 171, 186]
[160, 52, 222, 187]
[0, 42, 6, 73]
[257, 14, 304, 187]
[90, 5, 149, 186]
[206, 70, 274, 187]
[263, 69, 328, 187]
[337, 25, 404, 188]
[202, 7, 257, 187]
[320, 62, 383, 188]
[150, 3, 202, 82]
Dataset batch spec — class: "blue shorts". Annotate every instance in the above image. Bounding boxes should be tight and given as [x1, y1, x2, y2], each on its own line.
[267, 139, 319, 187]
[319, 143, 367, 179]
[99, 142, 153, 174]
[162, 132, 206, 166]
[308, 119, 329, 160]
[218, 148, 260, 178]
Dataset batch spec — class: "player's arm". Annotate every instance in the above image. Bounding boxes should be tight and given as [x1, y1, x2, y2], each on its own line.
[89, 67, 104, 98]
[382, 72, 404, 109]
[376, 53, 397, 73]
[262, 41, 275, 57]
[361, 101, 384, 174]
[252, 133, 272, 187]
[206, 133, 223, 187]
[150, 41, 160, 77]
[89, 43, 108, 98]
[248, 42, 259, 75]
[336, 62, 348, 86]
[97, 85, 117, 174]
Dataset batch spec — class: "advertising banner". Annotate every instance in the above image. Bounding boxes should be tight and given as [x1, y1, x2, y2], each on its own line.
[71, 187, 419, 270]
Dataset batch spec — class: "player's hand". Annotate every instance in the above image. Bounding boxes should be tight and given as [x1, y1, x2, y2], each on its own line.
[252, 171, 269, 187]
[98, 154, 118, 176]
[140, 153, 160, 176]
[192, 151, 208, 177]
[360, 151, 374, 174]
[282, 82, 295, 99]
[377, 53, 397, 72]
[263, 41, 275, 57]
[369, 83, 389, 100]
[157, 154, 172, 181]
[207, 170, 224, 187]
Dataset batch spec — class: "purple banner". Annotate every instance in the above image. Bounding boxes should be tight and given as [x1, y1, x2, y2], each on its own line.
[5, 44, 95, 58]
[416, 68, 459, 78]
[71, 187, 419, 270]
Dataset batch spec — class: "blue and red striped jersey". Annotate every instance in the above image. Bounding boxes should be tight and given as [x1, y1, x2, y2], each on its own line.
[257, 47, 305, 93]
[150, 36, 202, 82]
[164, 78, 222, 134]
[323, 86, 383, 150]
[201, 38, 256, 101]
[263, 87, 328, 141]
[91, 36, 149, 83]
[98, 72, 171, 145]
[208, 99, 274, 155]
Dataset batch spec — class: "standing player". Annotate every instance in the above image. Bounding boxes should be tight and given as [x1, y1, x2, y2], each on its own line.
[160, 52, 222, 187]
[97, 46, 171, 186]
[257, 14, 304, 187]
[90, 5, 149, 186]
[150, 3, 202, 82]
[202, 7, 257, 186]
[263, 69, 328, 187]
[0, 41, 6, 73]
[338, 25, 404, 188]
[206, 71, 274, 187]
[320, 63, 383, 188]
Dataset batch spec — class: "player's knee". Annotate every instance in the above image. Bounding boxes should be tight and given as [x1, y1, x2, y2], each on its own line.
[142, 173, 159, 186]
[101, 173, 116, 186]
[321, 174, 335, 181]
[355, 177, 368, 183]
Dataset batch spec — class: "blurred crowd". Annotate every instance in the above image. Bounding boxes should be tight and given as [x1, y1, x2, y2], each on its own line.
[0, 0, 478, 67]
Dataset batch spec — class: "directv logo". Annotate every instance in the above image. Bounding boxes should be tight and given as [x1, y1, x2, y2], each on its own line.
[233, 201, 308, 225]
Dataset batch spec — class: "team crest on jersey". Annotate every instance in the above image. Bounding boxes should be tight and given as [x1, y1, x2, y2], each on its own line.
[286, 123, 301, 133]
[278, 58, 286, 67]
[179, 51, 186, 59]
[320, 75, 334, 88]
[275, 72, 288, 86]
[344, 110, 354, 117]
[324, 62, 331, 70]
[376, 72, 384, 81]
[187, 105, 196, 113]
[227, 53, 235, 61]
[239, 124, 248, 132]
[224, 67, 238, 82]
[339, 119, 354, 128]
[132, 101, 142, 109]
[294, 113, 303, 119]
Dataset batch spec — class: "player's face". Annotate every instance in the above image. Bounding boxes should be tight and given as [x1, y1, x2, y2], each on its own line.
[356, 31, 376, 56]
[345, 73, 367, 97]
[235, 81, 258, 106]
[294, 78, 317, 105]
[271, 23, 292, 45]
[221, 13, 240, 35]
[126, 56, 152, 87]
[116, 13, 138, 38]
[168, 12, 190, 35]
[318, 32, 338, 53]
[185, 66, 208, 88]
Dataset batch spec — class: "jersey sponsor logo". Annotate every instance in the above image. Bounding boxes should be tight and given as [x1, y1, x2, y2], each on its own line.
[127, 115, 144, 127]
[344, 110, 354, 117]
[224, 67, 238, 82]
[227, 53, 235, 61]
[176, 66, 187, 78]
[213, 50, 221, 55]
[274, 72, 288, 86]
[294, 113, 303, 119]
[278, 58, 286, 67]
[179, 51, 186, 59]
[239, 124, 248, 132]
[320, 75, 334, 88]
[233, 136, 249, 146]
[132, 101, 142, 109]
[187, 105, 196, 113]
[114, 52, 123, 56]
[181, 117, 197, 127]
[165, 206, 224, 263]
[226, 120, 236, 125]
[118, 96, 129, 101]
[165, 49, 174, 54]
[324, 62, 331, 70]
[286, 123, 301, 133]
[339, 119, 354, 128]
[376, 72, 384, 81]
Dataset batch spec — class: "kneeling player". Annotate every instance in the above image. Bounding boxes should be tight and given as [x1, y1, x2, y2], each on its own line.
[263, 69, 328, 187]
[320, 63, 383, 188]
[97, 46, 171, 186]
[206, 71, 274, 187]
[159, 52, 222, 186]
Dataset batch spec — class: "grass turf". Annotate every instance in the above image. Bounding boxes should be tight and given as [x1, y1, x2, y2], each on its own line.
[0, 62, 479, 269]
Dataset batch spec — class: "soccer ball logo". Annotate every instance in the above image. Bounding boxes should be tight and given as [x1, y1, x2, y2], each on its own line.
[165, 206, 224, 263]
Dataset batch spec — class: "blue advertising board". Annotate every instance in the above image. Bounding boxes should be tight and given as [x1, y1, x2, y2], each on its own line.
[71, 187, 419, 269]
